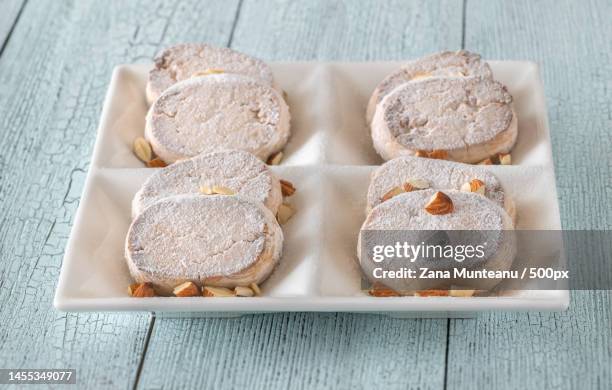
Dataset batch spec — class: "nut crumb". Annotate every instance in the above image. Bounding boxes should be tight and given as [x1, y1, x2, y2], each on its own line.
[424, 191, 454, 215]
[173, 281, 200, 297]
[234, 286, 255, 297]
[133, 137, 152, 163]
[280, 179, 296, 196]
[128, 282, 156, 297]
[267, 151, 283, 165]
[202, 286, 235, 297]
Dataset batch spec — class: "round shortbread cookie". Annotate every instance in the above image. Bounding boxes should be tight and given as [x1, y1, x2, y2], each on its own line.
[358, 189, 516, 293]
[371, 77, 517, 163]
[145, 74, 290, 163]
[125, 194, 283, 295]
[132, 150, 282, 218]
[146, 43, 274, 104]
[366, 156, 515, 221]
[366, 50, 492, 123]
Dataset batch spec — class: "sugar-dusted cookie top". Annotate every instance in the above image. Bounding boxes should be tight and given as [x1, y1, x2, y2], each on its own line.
[147, 43, 274, 103]
[145, 74, 290, 163]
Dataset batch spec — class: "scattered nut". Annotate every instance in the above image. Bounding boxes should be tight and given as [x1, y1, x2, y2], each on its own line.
[424, 191, 454, 215]
[212, 185, 235, 195]
[202, 286, 235, 297]
[277, 203, 295, 224]
[133, 137, 152, 163]
[449, 288, 476, 297]
[128, 282, 156, 297]
[381, 186, 404, 202]
[415, 149, 448, 160]
[147, 158, 167, 168]
[406, 178, 430, 190]
[368, 283, 401, 297]
[478, 158, 493, 165]
[415, 289, 450, 297]
[249, 283, 262, 296]
[234, 286, 255, 297]
[192, 68, 224, 77]
[499, 153, 512, 165]
[460, 182, 472, 192]
[427, 150, 448, 160]
[173, 281, 200, 297]
[469, 179, 486, 195]
[199, 185, 214, 195]
[411, 72, 432, 81]
[280, 179, 296, 196]
[267, 151, 283, 165]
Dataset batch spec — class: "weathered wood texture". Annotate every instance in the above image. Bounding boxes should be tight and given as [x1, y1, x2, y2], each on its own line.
[139, 314, 448, 390]
[0, 0, 238, 388]
[0, 0, 25, 50]
[446, 1, 612, 389]
[0, 1, 610, 389]
[136, 1, 463, 389]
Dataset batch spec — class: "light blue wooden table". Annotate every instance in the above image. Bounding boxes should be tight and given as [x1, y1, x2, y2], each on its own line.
[0, 0, 609, 388]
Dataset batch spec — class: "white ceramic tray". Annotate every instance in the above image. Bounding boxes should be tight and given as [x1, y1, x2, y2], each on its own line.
[54, 61, 569, 316]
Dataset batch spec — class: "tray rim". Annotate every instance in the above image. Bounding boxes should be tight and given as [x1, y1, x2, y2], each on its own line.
[54, 60, 569, 314]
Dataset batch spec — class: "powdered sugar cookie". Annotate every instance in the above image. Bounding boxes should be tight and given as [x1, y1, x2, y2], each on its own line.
[145, 74, 290, 163]
[146, 43, 274, 104]
[366, 156, 515, 221]
[125, 194, 283, 295]
[366, 50, 492, 123]
[358, 189, 516, 293]
[371, 77, 517, 163]
[132, 150, 282, 217]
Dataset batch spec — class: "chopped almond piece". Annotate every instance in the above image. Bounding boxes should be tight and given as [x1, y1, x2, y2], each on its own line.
[280, 179, 296, 196]
[173, 281, 200, 297]
[128, 282, 156, 297]
[424, 191, 454, 215]
[147, 158, 167, 168]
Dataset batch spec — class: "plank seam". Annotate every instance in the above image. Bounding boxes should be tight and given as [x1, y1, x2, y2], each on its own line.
[227, 0, 244, 47]
[132, 314, 156, 390]
[0, 0, 28, 60]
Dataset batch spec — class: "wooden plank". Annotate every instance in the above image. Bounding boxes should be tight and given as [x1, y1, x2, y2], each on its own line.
[0, 0, 238, 388]
[139, 314, 448, 389]
[0, 0, 26, 51]
[231, 0, 463, 60]
[447, 1, 612, 389]
[137, 1, 463, 388]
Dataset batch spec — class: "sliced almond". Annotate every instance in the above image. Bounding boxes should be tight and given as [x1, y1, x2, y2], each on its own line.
[415, 289, 450, 297]
[478, 158, 493, 165]
[277, 203, 295, 224]
[499, 153, 512, 165]
[146, 158, 167, 168]
[202, 286, 235, 297]
[133, 137, 152, 163]
[460, 182, 472, 192]
[368, 283, 400, 297]
[381, 186, 404, 202]
[427, 150, 448, 160]
[192, 68, 224, 77]
[406, 178, 430, 190]
[173, 281, 200, 297]
[415, 150, 428, 158]
[410, 72, 432, 81]
[469, 179, 486, 195]
[424, 191, 454, 215]
[280, 179, 296, 196]
[212, 185, 235, 195]
[267, 151, 283, 165]
[449, 288, 476, 297]
[234, 286, 255, 297]
[249, 283, 262, 296]
[128, 282, 156, 297]
[199, 185, 214, 195]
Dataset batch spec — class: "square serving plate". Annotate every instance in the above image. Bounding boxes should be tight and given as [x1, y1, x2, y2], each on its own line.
[54, 61, 569, 316]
